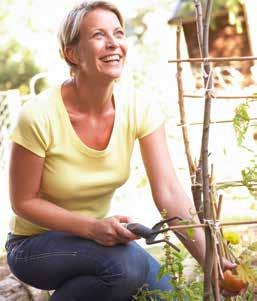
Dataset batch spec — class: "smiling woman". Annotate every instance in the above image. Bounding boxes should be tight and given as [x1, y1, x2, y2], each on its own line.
[59, 2, 127, 80]
[5, 1, 210, 301]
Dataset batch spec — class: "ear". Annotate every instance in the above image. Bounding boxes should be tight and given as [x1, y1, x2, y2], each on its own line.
[64, 46, 79, 66]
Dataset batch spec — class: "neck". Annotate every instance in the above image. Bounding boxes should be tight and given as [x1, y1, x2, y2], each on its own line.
[71, 73, 115, 114]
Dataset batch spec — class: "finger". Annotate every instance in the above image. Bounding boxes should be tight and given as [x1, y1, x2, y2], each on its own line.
[222, 258, 237, 270]
[95, 238, 116, 247]
[113, 215, 138, 238]
[115, 222, 138, 240]
[116, 237, 132, 245]
[114, 215, 132, 223]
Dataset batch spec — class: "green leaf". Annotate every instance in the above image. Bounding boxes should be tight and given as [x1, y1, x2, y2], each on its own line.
[248, 242, 257, 252]
[156, 264, 169, 281]
[232, 101, 250, 146]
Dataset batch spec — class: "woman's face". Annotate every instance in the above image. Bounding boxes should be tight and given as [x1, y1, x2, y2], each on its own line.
[74, 8, 127, 80]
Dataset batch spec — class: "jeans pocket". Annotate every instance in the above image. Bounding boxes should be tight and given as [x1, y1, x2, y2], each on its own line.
[6, 236, 27, 254]
[15, 251, 78, 262]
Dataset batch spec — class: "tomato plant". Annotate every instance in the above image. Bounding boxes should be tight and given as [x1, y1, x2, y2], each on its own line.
[220, 270, 246, 293]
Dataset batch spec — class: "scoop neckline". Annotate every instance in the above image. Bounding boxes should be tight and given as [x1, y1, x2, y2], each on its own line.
[56, 84, 119, 158]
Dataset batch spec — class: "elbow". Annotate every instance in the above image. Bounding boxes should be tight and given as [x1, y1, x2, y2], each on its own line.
[11, 200, 24, 217]
[10, 197, 31, 218]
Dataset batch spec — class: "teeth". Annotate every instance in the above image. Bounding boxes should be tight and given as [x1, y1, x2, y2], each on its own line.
[102, 54, 120, 62]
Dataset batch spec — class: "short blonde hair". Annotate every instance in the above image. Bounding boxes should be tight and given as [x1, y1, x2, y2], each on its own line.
[58, 1, 124, 73]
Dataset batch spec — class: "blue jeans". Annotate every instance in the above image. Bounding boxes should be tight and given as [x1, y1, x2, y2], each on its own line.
[6, 231, 171, 301]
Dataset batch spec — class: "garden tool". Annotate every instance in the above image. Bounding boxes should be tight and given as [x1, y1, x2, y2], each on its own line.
[123, 216, 187, 252]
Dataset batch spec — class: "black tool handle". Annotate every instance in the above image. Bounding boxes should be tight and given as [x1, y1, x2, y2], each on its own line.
[124, 223, 152, 239]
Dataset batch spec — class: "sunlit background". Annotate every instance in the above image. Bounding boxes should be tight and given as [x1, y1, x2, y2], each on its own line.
[0, 0, 256, 249]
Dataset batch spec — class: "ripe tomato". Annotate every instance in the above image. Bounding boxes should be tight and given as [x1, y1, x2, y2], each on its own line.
[220, 270, 246, 293]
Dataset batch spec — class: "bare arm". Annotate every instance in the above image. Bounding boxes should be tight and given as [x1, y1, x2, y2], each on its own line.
[139, 125, 205, 266]
[9, 143, 136, 245]
[140, 126, 244, 296]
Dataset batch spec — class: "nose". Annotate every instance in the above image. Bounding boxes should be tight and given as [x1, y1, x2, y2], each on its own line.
[106, 35, 119, 48]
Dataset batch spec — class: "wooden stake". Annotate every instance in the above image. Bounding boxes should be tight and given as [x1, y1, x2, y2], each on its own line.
[198, 0, 215, 299]
[161, 220, 257, 232]
[177, 117, 257, 126]
[168, 55, 257, 64]
[183, 94, 257, 99]
[176, 25, 196, 179]
[209, 165, 220, 300]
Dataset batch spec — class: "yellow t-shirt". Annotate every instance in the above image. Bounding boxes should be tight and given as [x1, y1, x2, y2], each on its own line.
[10, 85, 165, 235]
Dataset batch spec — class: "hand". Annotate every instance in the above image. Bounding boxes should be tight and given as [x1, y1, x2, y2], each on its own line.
[220, 258, 246, 297]
[90, 215, 139, 246]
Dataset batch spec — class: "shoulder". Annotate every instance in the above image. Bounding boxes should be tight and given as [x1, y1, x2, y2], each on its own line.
[19, 86, 60, 122]
[22, 86, 59, 114]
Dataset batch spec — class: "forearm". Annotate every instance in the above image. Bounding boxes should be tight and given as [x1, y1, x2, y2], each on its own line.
[153, 186, 206, 267]
[176, 222, 205, 268]
[12, 197, 96, 238]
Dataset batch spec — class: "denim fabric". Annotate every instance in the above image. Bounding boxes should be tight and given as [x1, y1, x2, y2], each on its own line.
[6, 231, 172, 301]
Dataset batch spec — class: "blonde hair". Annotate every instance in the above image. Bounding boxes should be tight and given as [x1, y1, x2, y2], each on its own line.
[58, 1, 124, 74]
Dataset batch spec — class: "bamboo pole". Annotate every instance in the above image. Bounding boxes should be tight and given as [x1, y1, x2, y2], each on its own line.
[194, 0, 203, 58]
[177, 117, 257, 126]
[176, 25, 196, 180]
[214, 194, 225, 271]
[161, 220, 257, 232]
[183, 94, 257, 99]
[168, 56, 257, 64]
[191, 180, 257, 188]
[216, 180, 257, 188]
[175, 24, 203, 224]
[198, 0, 215, 299]
[209, 165, 220, 300]
[193, 0, 204, 224]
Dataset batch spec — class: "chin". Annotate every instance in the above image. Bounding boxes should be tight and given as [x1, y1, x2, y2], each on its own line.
[102, 70, 123, 80]
[99, 64, 124, 79]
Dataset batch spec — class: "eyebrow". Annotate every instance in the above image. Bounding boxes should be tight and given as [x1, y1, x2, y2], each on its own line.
[89, 26, 123, 33]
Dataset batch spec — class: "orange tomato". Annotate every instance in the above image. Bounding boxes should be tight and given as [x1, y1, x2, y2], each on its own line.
[220, 270, 246, 293]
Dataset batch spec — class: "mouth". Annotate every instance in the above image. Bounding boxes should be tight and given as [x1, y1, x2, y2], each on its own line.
[100, 54, 121, 64]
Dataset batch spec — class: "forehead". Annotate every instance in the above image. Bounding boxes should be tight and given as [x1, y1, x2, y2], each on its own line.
[80, 8, 122, 33]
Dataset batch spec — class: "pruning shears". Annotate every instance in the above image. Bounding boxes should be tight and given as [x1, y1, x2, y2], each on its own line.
[123, 216, 187, 252]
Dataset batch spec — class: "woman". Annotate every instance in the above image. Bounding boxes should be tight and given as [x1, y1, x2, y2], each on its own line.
[6, 1, 235, 300]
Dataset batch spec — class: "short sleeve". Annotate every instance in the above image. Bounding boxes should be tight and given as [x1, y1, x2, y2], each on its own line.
[11, 102, 50, 157]
[135, 92, 166, 139]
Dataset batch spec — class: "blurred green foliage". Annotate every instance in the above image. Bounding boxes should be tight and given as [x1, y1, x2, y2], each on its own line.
[0, 39, 45, 94]
[232, 99, 257, 200]
[242, 157, 257, 199]
[0, 0, 47, 94]
[233, 101, 250, 147]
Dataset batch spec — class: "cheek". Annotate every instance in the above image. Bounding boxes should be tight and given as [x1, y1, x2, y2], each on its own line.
[121, 42, 128, 58]
[79, 50, 97, 68]
[78, 42, 100, 63]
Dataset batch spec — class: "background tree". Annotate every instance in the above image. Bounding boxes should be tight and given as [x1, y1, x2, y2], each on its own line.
[0, 39, 45, 94]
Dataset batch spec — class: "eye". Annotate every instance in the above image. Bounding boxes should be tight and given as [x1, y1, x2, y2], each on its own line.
[93, 31, 104, 39]
[115, 30, 125, 38]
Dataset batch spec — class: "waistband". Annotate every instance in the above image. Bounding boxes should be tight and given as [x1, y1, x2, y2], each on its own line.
[5, 232, 29, 252]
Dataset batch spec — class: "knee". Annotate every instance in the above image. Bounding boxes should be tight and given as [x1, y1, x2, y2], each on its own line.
[122, 259, 148, 288]
[101, 262, 147, 299]
[101, 242, 150, 295]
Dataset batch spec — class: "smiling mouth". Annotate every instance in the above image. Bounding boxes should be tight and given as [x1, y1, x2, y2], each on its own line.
[100, 54, 121, 63]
